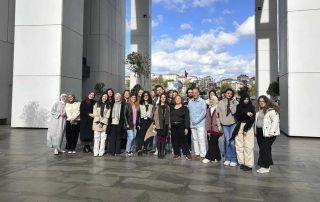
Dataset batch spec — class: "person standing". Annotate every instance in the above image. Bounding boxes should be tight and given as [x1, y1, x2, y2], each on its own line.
[124, 93, 140, 157]
[136, 91, 153, 155]
[188, 87, 207, 160]
[80, 91, 96, 153]
[47, 94, 68, 155]
[202, 95, 223, 163]
[233, 94, 256, 171]
[170, 95, 192, 160]
[107, 93, 125, 156]
[184, 87, 193, 151]
[255, 95, 280, 174]
[92, 93, 110, 157]
[122, 90, 130, 103]
[65, 94, 80, 154]
[153, 94, 170, 159]
[217, 88, 238, 167]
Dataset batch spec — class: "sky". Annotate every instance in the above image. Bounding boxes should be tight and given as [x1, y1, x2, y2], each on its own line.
[126, 0, 255, 80]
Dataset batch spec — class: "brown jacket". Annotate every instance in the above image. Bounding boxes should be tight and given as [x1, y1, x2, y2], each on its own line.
[153, 104, 170, 129]
[92, 103, 110, 132]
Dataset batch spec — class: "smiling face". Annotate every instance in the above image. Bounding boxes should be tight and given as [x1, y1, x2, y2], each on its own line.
[101, 94, 108, 102]
[209, 96, 216, 105]
[68, 95, 74, 103]
[175, 96, 182, 105]
[130, 95, 137, 103]
[259, 98, 266, 109]
[107, 90, 113, 97]
[61, 95, 67, 102]
[88, 92, 95, 100]
[160, 94, 166, 104]
[243, 97, 250, 104]
[225, 90, 233, 99]
[114, 94, 121, 102]
[138, 89, 144, 97]
[124, 91, 130, 99]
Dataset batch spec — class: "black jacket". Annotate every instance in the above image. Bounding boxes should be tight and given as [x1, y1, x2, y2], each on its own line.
[124, 103, 140, 130]
[80, 99, 96, 141]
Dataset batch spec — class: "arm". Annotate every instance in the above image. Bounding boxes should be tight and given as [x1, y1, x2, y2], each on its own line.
[72, 102, 81, 120]
[243, 106, 256, 132]
[193, 101, 207, 124]
[268, 110, 280, 135]
[230, 100, 238, 115]
[123, 104, 129, 127]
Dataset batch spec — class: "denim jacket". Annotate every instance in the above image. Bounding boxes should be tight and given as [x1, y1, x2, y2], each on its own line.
[187, 97, 207, 128]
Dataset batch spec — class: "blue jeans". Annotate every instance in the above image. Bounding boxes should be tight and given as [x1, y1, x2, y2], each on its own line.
[126, 127, 137, 153]
[222, 124, 237, 162]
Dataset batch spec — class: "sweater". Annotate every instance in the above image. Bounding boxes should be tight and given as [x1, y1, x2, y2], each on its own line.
[217, 99, 238, 125]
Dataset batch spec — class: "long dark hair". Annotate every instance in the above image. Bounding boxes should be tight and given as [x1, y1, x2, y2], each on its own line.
[208, 90, 217, 98]
[97, 93, 110, 108]
[224, 88, 235, 99]
[140, 91, 153, 105]
[85, 91, 95, 104]
[158, 93, 167, 105]
[258, 95, 280, 114]
[105, 88, 114, 103]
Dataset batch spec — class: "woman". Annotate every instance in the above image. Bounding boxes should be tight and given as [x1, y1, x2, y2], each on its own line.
[80, 91, 96, 153]
[65, 94, 80, 154]
[167, 90, 174, 110]
[206, 90, 218, 105]
[217, 88, 238, 167]
[47, 94, 68, 155]
[153, 94, 170, 159]
[137, 89, 144, 103]
[124, 93, 140, 156]
[255, 95, 280, 174]
[106, 88, 115, 106]
[122, 90, 130, 103]
[233, 94, 256, 171]
[107, 93, 125, 156]
[136, 91, 153, 155]
[92, 93, 110, 157]
[170, 95, 192, 160]
[202, 95, 223, 163]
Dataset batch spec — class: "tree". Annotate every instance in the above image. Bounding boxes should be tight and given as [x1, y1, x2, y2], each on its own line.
[248, 83, 256, 97]
[188, 82, 197, 89]
[267, 81, 279, 98]
[94, 83, 106, 97]
[164, 79, 174, 89]
[125, 52, 151, 88]
[238, 86, 249, 97]
[131, 84, 143, 96]
[220, 83, 232, 95]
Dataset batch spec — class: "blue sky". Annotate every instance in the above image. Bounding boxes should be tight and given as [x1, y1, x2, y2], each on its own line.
[126, 0, 255, 80]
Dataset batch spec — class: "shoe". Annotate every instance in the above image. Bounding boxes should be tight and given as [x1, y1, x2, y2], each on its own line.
[173, 155, 181, 160]
[58, 149, 66, 153]
[213, 159, 219, 163]
[229, 162, 237, 167]
[128, 152, 133, 157]
[195, 155, 201, 159]
[54, 149, 59, 155]
[242, 166, 252, 171]
[257, 167, 270, 173]
[99, 153, 104, 157]
[154, 150, 158, 156]
[72, 151, 76, 154]
[68, 151, 73, 154]
[93, 154, 98, 157]
[186, 155, 192, 161]
[202, 158, 211, 164]
[83, 145, 89, 153]
[88, 146, 93, 153]
[223, 161, 230, 166]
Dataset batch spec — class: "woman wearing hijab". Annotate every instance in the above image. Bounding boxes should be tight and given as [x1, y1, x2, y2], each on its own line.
[202, 95, 223, 163]
[217, 88, 238, 167]
[233, 94, 256, 171]
[80, 91, 96, 153]
[47, 94, 68, 155]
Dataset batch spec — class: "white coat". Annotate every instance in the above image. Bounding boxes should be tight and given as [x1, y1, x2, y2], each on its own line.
[255, 108, 280, 137]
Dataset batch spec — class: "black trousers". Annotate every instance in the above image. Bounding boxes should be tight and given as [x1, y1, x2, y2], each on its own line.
[187, 128, 192, 151]
[205, 135, 221, 161]
[256, 128, 276, 168]
[108, 124, 122, 155]
[136, 118, 152, 151]
[66, 121, 80, 150]
[171, 124, 190, 156]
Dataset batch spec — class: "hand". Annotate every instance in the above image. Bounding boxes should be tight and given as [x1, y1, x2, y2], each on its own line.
[89, 113, 94, 118]
[184, 129, 188, 135]
[207, 132, 210, 136]
[127, 125, 130, 129]
[153, 124, 156, 129]
[137, 126, 140, 130]
[247, 112, 253, 117]
[60, 112, 66, 117]
[218, 125, 222, 132]
[192, 121, 196, 126]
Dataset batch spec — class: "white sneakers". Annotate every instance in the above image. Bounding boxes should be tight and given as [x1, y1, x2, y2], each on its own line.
[223, 161, 230, 166]
[257, 167, 270, 173]
[54, 149, 59, 155]
[223, 161, 237, 167]
[202, 158, 211, 164]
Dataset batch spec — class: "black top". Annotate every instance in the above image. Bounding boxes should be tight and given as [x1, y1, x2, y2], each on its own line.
[170, 106, 190, 129]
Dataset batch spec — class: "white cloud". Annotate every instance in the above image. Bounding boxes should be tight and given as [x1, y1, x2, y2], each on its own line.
[235, 15, 255, 36]
[151, 16, 255, 79]
[152, 15, 164, 28]
[222, 9, 234, 15]
[180, 23, 193, 30]
[202, 17, 224, 25]
[153, 0, 217, 12]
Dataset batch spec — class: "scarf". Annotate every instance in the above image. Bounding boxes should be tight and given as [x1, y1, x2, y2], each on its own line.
[112, 102, 121, 120]
[100, 102, 106, 117]
[226, 99, 231, 116]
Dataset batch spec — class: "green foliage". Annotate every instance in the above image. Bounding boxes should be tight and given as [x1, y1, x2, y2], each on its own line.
[220, 83, 232, 94]
[131, 84, 143, 96]
[188, 82, 197, 89]
[125, 52, 151, 79]
[94, 83, 106, 96]
[267, 81, 279, 97]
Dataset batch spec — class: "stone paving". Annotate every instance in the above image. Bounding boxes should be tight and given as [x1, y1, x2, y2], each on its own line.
[0, 126, 320, 202]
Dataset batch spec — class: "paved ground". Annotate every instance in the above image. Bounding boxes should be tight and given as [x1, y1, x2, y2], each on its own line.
[0, 126, 319, 202]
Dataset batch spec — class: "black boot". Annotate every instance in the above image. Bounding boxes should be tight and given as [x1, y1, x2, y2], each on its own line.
[88, 145, 93, 153]
[160, 142, 165, 159]
[83, 145, 89, 153]
[157, 142, 161, 159]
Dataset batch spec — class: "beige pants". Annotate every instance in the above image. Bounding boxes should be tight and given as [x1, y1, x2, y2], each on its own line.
[235, 123, 254, 168]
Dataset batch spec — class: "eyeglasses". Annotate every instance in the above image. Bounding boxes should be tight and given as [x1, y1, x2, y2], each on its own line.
[143, 95, 149, 97]
[259, 101, 266, 103]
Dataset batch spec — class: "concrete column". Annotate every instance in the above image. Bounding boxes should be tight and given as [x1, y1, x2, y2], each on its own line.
[279, 1, 320, 137]
[11, 0, 84, 128]
[255, 0, 279, 96]
[0, 0, 15, 124]
[82, 0, 126, 95]
[131, 0, 152, 90]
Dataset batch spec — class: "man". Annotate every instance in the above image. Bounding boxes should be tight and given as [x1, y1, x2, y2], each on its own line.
[153, 85, 164, 106]
[187, 87, 207, 159]
[184, 88, 193, 106]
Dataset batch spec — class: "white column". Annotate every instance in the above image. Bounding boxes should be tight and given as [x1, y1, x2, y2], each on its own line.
[255, 0, 278, 96]
[279, 1, 320, 137]
[0, 0, 15, 124]
[131, 0, 152, 90]
[82, 0, 126, 95]
[11, 0, 84, 128]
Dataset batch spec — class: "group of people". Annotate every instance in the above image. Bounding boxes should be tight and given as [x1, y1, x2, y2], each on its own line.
[47, 85, 280, 174]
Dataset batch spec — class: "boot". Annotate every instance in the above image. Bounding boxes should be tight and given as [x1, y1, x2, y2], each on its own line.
[88, 145, 93, 153]
[160, 142, 165, 159]
[157, 142, 161, 159]
[83, 145, 89, 153]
